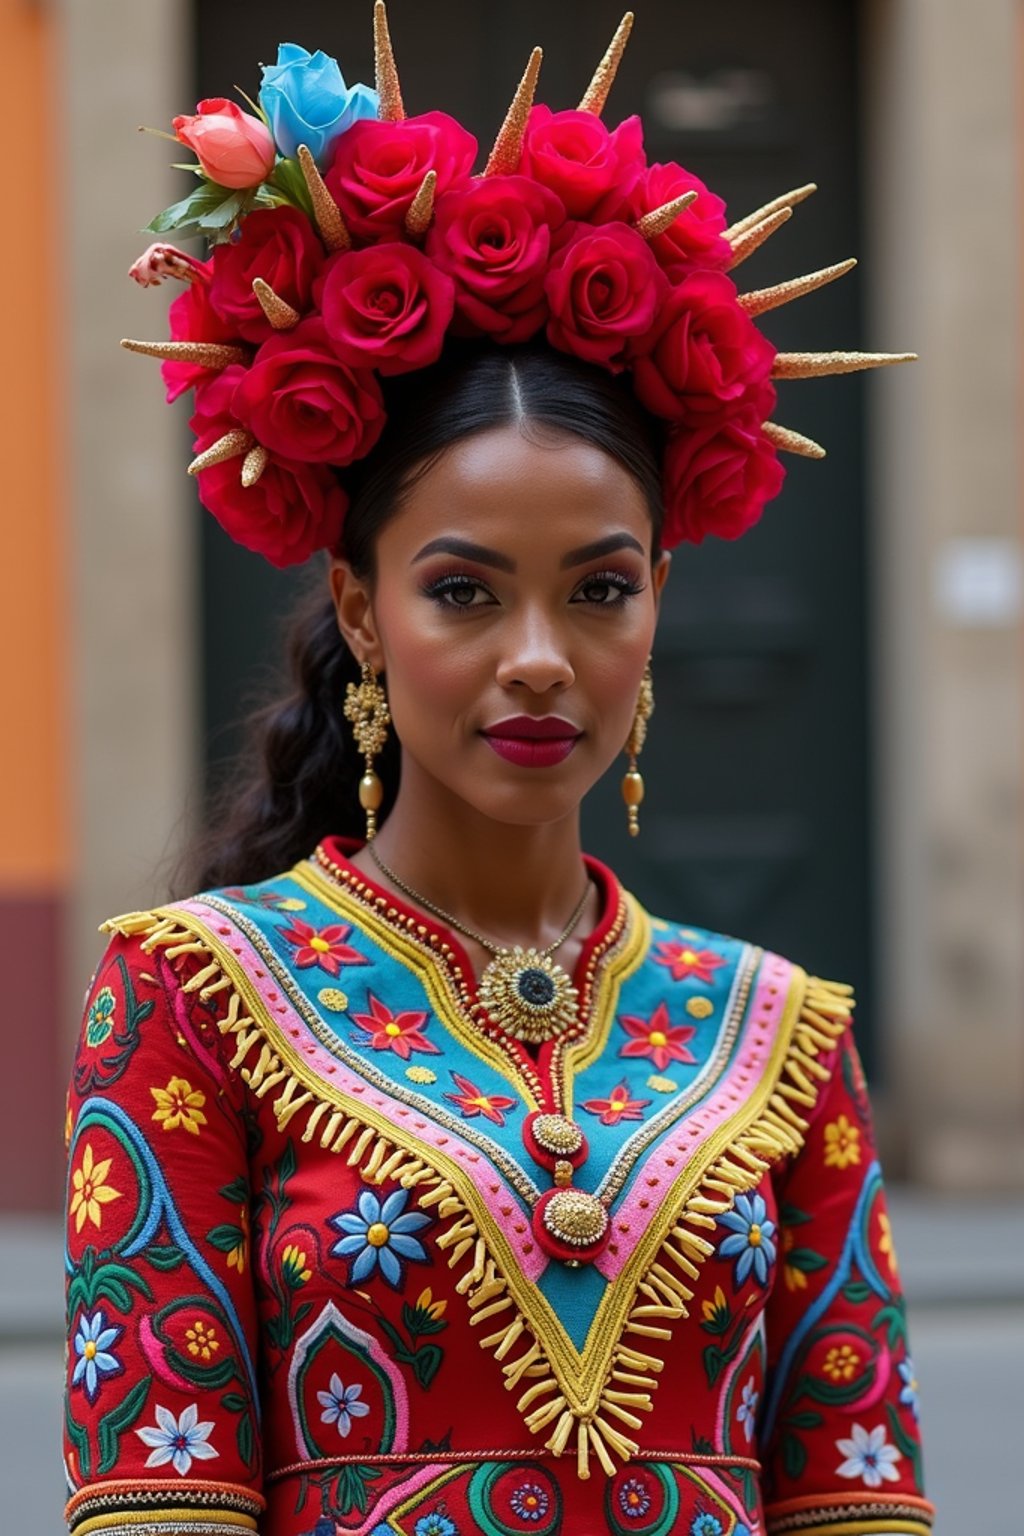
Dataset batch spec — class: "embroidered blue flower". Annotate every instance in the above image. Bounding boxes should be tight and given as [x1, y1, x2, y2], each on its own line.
[317, 1372, 371, 1437]
[618, 1476, 652, 1517]
[85, 987, 116, 1048]
[509, 1482, 550, 1521]
[736, 1376, 759, 1442]
[691, 1516, 724, 1536]
[329, 1186, 431, 1288]
[259, 43, 378, 165]
[71, 1309, 124, 1403]
[135, 1402, 218, 1475]
[898, 1357, 920, 1420]
[415, 1515, 458, 1536]
[718, 1192, 777, 1285]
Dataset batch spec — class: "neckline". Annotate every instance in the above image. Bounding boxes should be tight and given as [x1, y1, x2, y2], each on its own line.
[314, 834, 629, 1111]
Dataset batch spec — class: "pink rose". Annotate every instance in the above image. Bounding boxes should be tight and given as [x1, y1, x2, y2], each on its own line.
[633, 270, 776, 422]
[628, 161, 730, 278]
[661, 410, 785, 546]
[160, 259, 246, 404]
[231, 317, 385, 466]
[172, 98, 276, 189]
[324, 111, 477, 242]
[426, 175, 567, 343]
[545, 224, 667, 371]
[208, 207, 325, 344]
[318, 243, 454, 374]
[128, 242, 205, 288]
[519, 105, 645, 221]
[190, 366, 348, 567]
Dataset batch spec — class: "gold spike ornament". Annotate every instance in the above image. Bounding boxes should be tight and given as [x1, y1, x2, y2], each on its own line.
[724, 183, 817, 243]
[739, 259, 857, 318]
[726, 207, 792, 270]
[120, 339, 247, 367]
[578, 12, 634, 115]
[188, 430, 253, 476]
[772, 350, 917, 380]
[404, 170, 437, 238]
[252, 277, 300, 330]
[484, 47, 543, 177]
[374, 1, 406, 122]
[634, 190, 698, 241]
[241, 445, 269, 488]
[761, 422, 827, 460]
[297, 144, 352, 253]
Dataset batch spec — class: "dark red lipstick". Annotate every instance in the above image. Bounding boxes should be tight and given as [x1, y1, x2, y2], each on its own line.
[481, 715, 582, 768]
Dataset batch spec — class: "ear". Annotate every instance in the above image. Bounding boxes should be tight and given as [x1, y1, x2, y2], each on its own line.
[651, 549, 672, 616]
[328, 558, 386, 672]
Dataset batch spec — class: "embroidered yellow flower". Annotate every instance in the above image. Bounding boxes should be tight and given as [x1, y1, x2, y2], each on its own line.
[405, 1065, 437, 1085]
[227, 1205, 249, 1274]
[69, 1143, 122, 1233]
[415, 1287, 447, 1322]
[823, 1114, 861, 1170]
[782, 1227, 808, 1292]
[64, 1096, 73, 1151]
[879, 1210, 899, 1275]
[823, 1343, 861, 1381]
[185, 1319, 220, 1360]
[701, 1285, 729, 1328]
[281, 1244, 312, 1287]
[151, 1076, 208, 1135]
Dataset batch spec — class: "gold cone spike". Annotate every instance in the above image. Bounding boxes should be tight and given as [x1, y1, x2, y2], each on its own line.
[739, 259, 856, 317]
[772, 350, 917, 380]
[761, 421, 827, 460]
[188, 430, 253, 476]
[374, 0, 406, 122]
[404, 170, 437, 237]
[252, 277, 300, 330]
[120, 338, 247, 367]
[724, 183, 817, 243]
[578, 12, 634, 115]
[634, 189, 698, 241]
[297, 144, 352, 253]
[241, 445, 269, 488]
[484, 47, 543, 177]
[726, 206, 793, 270]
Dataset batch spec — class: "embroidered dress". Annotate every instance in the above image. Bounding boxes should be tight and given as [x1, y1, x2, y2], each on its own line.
[63, 839, 934, 1536]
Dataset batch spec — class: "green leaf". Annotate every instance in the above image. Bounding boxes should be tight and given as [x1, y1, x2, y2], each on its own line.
[268, 157, 316, 219]
[278, 1139, 298, 1187]
[171, 162, 207, 177]
[206, 1222, 245, 1253]
[787, 1247, 829, 1274]
[144, 1243, 185, 1271]
[410, 1343, 443, 1390]
[64, 1401, 91, 1482]
[97, 1375, 152, 1474]
[220, 1391, 248, 1413]
[237, 1411, 255, 1468]
[781, 1430, 807, 1480]
[842, 1281, 873, 1304]
[234, 83, 270, 126]
[219, 1176, 248, 1205]
[145, 181, 232, 235]
[196, 192, 246, 233]
[780, 1202, 811, 1227]
[785, 1409, 824, 1429]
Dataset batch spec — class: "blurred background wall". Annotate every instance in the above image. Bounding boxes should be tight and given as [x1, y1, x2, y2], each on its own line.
[1, 0, 1022, 1215]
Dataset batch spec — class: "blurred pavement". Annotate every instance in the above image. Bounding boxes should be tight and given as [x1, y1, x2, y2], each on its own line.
[3, 1191, 1021, 1530]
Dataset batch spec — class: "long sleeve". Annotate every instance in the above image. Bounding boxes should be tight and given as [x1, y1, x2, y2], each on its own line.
[759, 1027, 934, 1535]
[63, 929, 266, 1536]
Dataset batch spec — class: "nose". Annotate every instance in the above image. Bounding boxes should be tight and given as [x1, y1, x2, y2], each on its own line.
[494, 606, 575, 695]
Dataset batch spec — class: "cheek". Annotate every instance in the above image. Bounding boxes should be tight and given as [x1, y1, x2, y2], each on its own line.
[376, 596, 482, 730]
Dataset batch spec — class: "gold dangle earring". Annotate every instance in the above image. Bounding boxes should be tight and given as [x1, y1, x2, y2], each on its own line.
[621, 659, 655, 837]
[343, 661, 391, 841]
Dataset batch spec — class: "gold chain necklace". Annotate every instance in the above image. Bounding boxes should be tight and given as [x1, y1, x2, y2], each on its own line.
[367, 843, 591, 1045]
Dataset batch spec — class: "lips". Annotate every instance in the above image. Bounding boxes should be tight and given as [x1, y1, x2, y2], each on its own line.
[482, 715, 582, 768]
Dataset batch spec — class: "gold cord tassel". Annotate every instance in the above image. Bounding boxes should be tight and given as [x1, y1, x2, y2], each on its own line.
[577, 12, 635, 115]
[484, 47, 543, 176]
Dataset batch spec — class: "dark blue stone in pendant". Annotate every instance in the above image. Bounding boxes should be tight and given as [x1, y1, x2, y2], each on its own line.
[517, 967, 557, 1006]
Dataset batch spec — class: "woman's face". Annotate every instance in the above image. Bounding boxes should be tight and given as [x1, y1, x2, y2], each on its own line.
[331, 423, 670, 830]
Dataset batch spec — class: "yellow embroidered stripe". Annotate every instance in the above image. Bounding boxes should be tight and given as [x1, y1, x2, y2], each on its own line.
[73, 1513, 258, 1536]
[101, 902, 851, 1480]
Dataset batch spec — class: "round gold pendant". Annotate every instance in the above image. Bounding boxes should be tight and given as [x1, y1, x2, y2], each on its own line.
[541, 1189, 609, 1248]
[478, 947, 579, 1044]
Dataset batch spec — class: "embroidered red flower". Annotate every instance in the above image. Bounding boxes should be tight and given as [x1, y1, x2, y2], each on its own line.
[278, 917, 368, 975]
[581, 1079, 651, 1126]
[618, 1001, 697, 1071]
[209, 206, 325, 344]
[443, 1071, 517, 1127]
[653, 938, 728, 984]
[350, 993, 441, 1059]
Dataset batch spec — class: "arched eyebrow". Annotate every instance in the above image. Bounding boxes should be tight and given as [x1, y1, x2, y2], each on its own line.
[411, 532, 645, 572]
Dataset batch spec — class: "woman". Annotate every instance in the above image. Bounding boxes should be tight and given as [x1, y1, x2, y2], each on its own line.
[63, 11, 932, 1536]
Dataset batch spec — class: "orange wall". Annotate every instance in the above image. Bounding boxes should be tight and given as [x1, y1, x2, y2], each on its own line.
[0, 0, 68, 890]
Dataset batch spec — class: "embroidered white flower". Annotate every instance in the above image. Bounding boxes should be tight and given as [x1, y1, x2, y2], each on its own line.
[317, 1372, 370, 1437]
[736, 1377, 759, 1442]
[836, 1422, 902, 1488]
[136, 1402, 218, 1475]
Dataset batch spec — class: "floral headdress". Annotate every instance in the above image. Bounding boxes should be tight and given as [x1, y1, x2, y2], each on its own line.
[124, 5, 913, 568]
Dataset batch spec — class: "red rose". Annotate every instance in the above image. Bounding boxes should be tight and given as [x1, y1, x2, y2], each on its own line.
[425, 175, 567, 342]
[545, 224, 667, 371]
[633, 270, 776, 422]
[231, 317, 386, 466]
[188, 365, 347, 568]
[661, 410, 785, 546]
[324, 111, 477, 242]
[628, 161, 730, 279]
[519, 105, 645, 221]
[318, 243, 454, 375]
[161, 260, 244, 403]
[208, 207, 325, 344]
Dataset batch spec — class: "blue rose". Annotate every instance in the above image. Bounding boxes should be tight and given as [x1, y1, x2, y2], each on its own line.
[259, 43, 378, 167]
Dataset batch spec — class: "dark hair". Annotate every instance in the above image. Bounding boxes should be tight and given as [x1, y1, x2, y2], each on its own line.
[176, 340, 665, 895]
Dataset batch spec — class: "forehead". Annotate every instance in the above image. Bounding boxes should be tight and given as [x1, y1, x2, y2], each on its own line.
[388, 424, 652, 552]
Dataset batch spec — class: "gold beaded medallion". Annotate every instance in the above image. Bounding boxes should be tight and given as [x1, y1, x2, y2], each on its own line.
[477, 948, 580, 1044]
[541, 1189, 609, 1248]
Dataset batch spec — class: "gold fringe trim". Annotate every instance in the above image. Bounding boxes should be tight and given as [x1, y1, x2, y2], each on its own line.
[102, 909, 851, 1481]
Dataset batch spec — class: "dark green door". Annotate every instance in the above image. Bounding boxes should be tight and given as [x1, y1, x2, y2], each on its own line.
[195, 0, 874, 1064]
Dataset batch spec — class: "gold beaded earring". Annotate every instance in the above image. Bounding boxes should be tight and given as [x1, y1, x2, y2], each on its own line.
[343, 661, 391, 841]
[621, 659, 655, 837]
